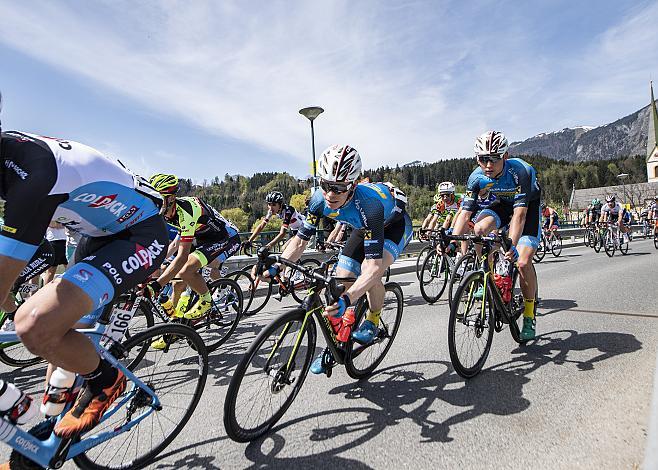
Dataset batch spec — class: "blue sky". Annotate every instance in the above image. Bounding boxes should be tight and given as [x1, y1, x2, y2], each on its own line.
[1, 0, 657, 182]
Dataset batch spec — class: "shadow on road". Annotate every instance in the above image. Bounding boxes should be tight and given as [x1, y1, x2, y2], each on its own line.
[537, 298, 578, 316]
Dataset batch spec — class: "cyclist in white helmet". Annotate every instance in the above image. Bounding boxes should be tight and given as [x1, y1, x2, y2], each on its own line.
[261, 144, 412, 374]
[420, 181, 463, 236]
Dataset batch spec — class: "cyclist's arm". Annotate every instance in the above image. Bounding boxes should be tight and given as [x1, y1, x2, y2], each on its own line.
[247, 219, 268, 243]
[325, 222, 343, 244]
[266, 225, 288, 249]
[166, 237, 179, 258]
[442, 212, 455, 229]
[420, 212, 433, 230]
[156, 241, 193, 286]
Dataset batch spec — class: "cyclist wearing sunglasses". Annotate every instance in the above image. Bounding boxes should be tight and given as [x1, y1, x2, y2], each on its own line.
[420, 181, 463, 237]
[452, 130, 541, 341]
[264, 144, 412, 374]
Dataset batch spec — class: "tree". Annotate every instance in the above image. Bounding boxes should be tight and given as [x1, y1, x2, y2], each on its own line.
[289, 190, 311, 212]
[220, 207, 249, 232]
[251, 216, 282, 233]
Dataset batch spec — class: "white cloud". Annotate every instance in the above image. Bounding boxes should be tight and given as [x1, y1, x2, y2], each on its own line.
[0, 0, 656, 173]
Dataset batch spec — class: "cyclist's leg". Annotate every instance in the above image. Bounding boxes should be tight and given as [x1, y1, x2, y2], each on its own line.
[183, 234, 241, 318]
[518, 201, 541, 340]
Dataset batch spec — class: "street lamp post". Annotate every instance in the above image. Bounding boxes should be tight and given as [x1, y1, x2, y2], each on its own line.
[299, 106, 324, 190]
[617, 173, 629, 208]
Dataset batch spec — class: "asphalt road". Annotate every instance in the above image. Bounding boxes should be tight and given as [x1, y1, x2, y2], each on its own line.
[2, 238, 657, 469]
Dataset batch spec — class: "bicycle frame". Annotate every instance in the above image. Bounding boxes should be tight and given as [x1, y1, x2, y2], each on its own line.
[0, 305, 160, 468]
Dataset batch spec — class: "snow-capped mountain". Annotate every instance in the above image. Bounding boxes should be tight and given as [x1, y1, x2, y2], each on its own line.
[509, 104, 655, 161]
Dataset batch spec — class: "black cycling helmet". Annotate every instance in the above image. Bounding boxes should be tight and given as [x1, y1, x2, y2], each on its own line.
[266, 191, 284, 204]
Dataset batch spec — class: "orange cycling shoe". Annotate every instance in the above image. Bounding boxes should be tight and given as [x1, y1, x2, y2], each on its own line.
[54, 370, 126, 439]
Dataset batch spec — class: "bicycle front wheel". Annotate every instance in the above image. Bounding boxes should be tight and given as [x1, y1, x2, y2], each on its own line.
[227, 269, 255, 314]
[604, 230, 616, 257]
[74, 323, 208, 470]
[242, 264, 272, 315]
[419, 252, 450, 303]
[192, 278, 243, 352]
[415, 245, 431, 280]
[448, 270, 494, 378]
[224, 308, 316, 442]
[0, 341, 42, 368]
[550, 234, 562, 257]
[533, 237, 546, 262]
[290, 259, 321, 303]
[345, 282, 403, 379]
[448, 252, 478, 307]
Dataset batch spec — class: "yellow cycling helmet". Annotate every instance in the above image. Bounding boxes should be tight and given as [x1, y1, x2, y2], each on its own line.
[149, 173, 179, 195]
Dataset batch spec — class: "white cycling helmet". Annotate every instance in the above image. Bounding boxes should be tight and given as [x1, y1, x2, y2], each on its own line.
[605, 194, 616, 203]
[438, 181, 455, 195]
[318, 144, 362, 183]
[474, 130, 509, 157]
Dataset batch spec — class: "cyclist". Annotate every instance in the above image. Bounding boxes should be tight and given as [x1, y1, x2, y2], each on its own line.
[452, 130, 541, 341]
[144, 174, 241, 325]
[541, 204, 560, 232]
[0, 119, 167, 437]
[600, 195, 630, 243]
[586, 198, 602, 226]
[243, 191, 305, 251]
[651, 196, 658, 235]
[420, 182, 462, 236]
[261, 144, 412, 374]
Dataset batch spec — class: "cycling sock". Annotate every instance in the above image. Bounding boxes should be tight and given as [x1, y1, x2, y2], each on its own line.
[366, 309, 381, 327]
[84, 359, 118, 395]
[523, 298, 535, 319]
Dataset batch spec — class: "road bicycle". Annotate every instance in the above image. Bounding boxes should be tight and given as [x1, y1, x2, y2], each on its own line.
[0, 287, 43, 368]
[533, 228, 562, 262]
[601, 221, 630, 257]
[320, 240, 391, 283]
[223, 248, 403, 442]
[447, 231, 536, 378]
[0, 295, 208, 469]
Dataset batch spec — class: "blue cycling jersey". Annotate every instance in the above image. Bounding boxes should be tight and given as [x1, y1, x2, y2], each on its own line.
[298, 182, 405, 259]
[462, 158, 540, 212]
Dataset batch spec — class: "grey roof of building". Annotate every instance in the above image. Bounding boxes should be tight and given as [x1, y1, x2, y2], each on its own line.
[571, 181, 658, 209]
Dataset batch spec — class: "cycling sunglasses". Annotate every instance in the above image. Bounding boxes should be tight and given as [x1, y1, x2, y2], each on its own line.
[320, 180, 354, 194]
[477, 155, 503, 164]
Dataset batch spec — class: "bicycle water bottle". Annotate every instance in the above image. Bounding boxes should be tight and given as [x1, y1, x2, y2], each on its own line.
[336, 307, 356, 343]
[0, 380, 39, 424]
[41, 368, 75, 417]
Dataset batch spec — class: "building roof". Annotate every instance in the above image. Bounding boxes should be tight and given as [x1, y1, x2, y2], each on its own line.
[571, 181, 658, 210]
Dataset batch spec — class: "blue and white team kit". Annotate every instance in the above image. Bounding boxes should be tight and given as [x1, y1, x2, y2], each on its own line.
[0, 131, 168, 321]
[298, 182, 413, 275]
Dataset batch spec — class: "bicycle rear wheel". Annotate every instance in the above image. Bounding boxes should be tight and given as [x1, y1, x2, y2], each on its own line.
[191, 278, 243, 352]
[419, 252, 450, 303]
[345, 282, 403, 379]
[619, 236, 629, 255]
[533, 237, 546, 262]
[74, 323, 208, 470]
[0, 341, 42, 368]
[448, 270, 494, 378]
[224, 308, 316, 442]
[592, 231, 602, 252]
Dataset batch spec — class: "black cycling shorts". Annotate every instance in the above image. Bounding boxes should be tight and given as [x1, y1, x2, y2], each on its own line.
[50, 239, 68, 266]
[62, 215, 169, 322]
[191, 233, 241, 267]
[478, 199, 541, 249]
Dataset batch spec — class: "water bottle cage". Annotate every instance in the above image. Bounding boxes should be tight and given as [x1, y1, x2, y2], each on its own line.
[2, 394, 33, 424]
[43, 386, 75, 407]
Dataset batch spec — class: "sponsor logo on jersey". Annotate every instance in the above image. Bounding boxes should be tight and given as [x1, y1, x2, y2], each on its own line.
[74, 193, 128, 217]
[19, 257, 47, 277]
[102, 262, 123, 285]
[121, 240, 165, 274]
[364, 230, 372, 240]
[1, 225, 17, 234]
[306, 214, 319, 225]
[5, 160, 29, 180]
[117, 205, 139, 224]
[73, 269, 94, 283]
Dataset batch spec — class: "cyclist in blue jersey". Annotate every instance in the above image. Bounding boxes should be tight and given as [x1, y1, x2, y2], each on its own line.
[0, 94, 168, 438]
[261, 144, 412, 374]
[452, 131, 542, 341]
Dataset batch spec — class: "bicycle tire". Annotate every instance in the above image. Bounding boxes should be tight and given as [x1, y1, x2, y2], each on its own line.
[0, 342, 42, 368]
[592, 231, 602, 252]
[533, 237, 546, 263]
[224, 308, 316, 442]
[242, 264, 273, 315]
[550, 234, 562, 257]
[583, 229, 590, 247]
[191, 278, 243, 352]
[344, 282, 403, 379]
[619, 237, 629, 255]
[419, 252, 450, 304]
[448, 270, 494, 378]
[415, 245, 431, 280]
[604, 230, 615, 257]
[383, 266, 391, 283]
[654, 233, 658, 250]
[448, 252, 478, 307]
[227, 269, 255, 314]
[290, 259, 322, 304]
[74, 323, 208, 470]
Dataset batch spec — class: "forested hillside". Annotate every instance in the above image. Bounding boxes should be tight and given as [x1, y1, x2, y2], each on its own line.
[178, 154, 647, 230]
